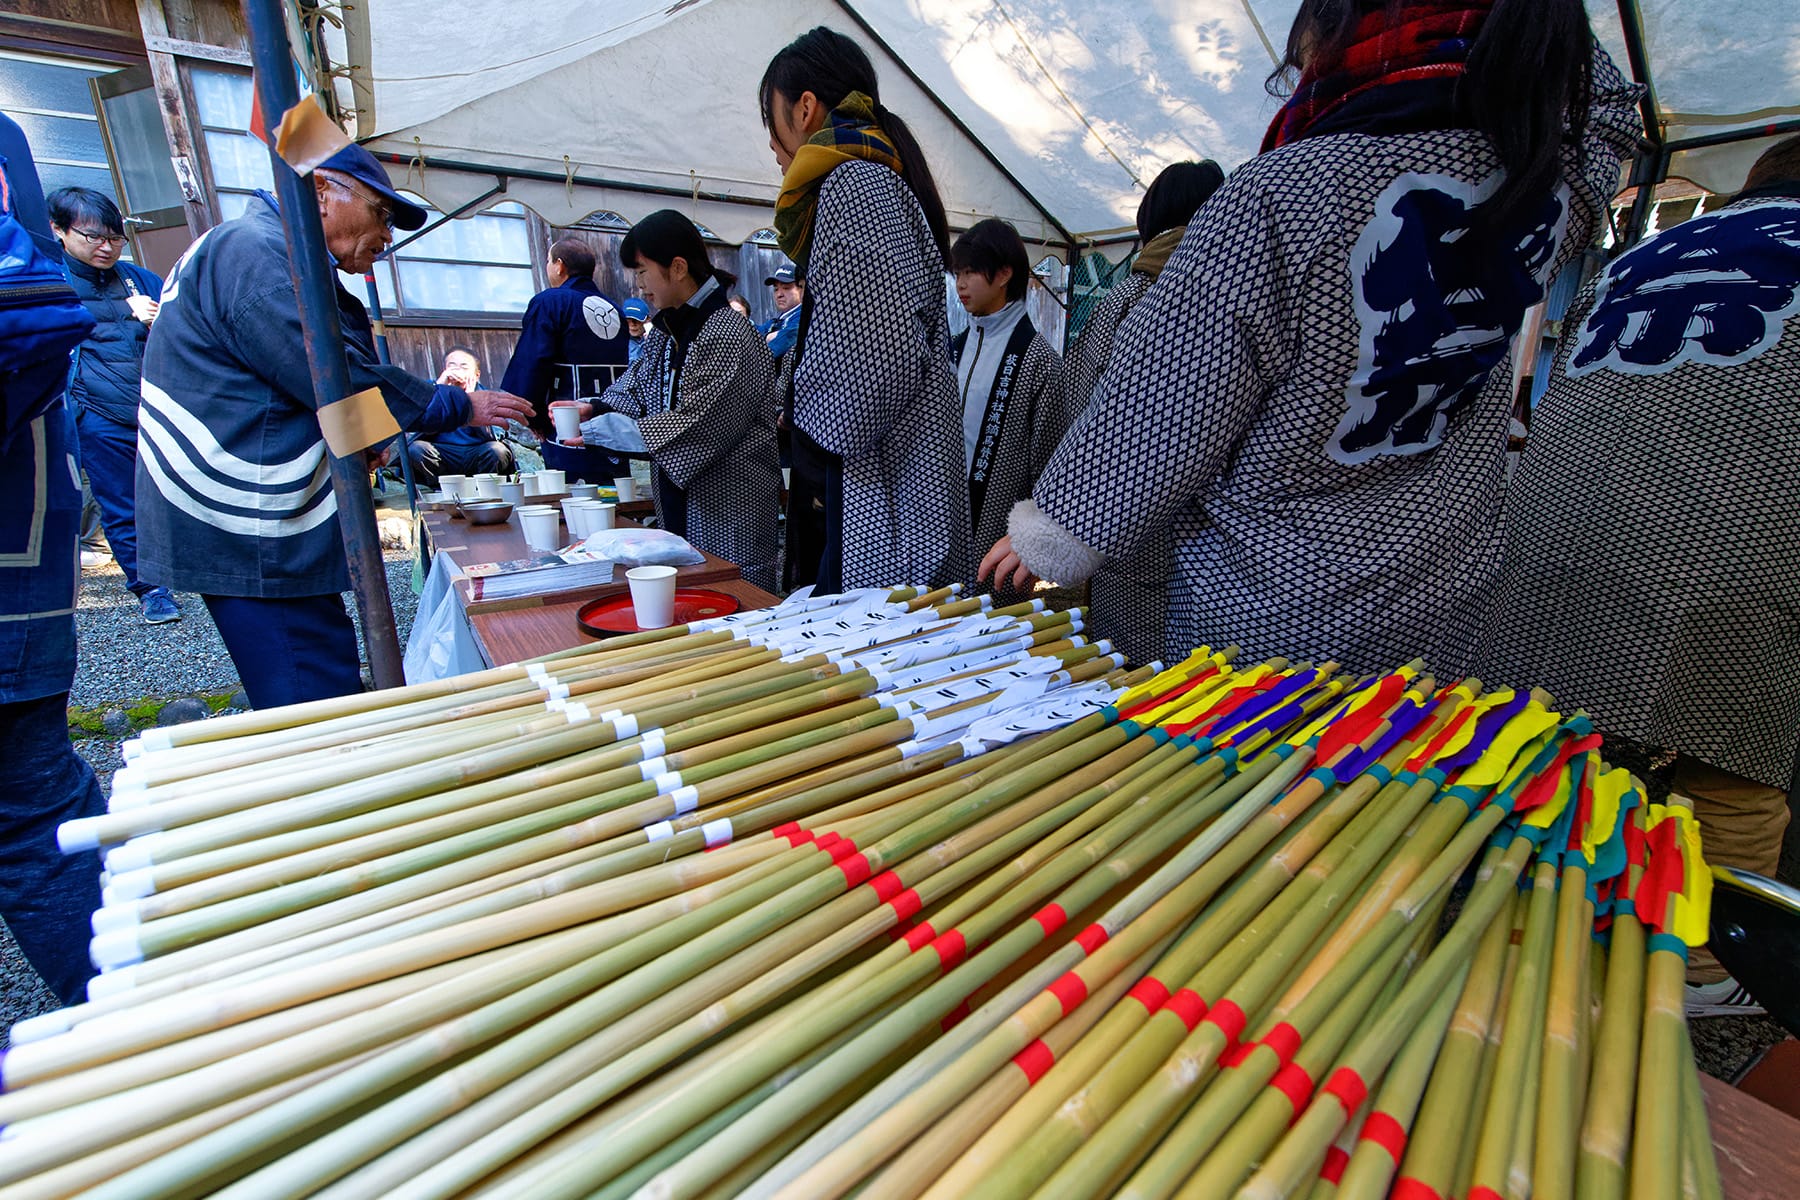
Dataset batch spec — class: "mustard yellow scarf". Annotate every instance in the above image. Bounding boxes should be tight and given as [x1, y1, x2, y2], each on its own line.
[774, 92, 903, 270]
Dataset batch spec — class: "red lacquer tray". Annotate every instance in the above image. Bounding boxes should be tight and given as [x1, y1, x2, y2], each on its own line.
[577, 588, 742, 636]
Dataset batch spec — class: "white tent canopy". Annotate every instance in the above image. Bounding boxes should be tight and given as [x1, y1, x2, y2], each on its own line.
[323, 0, 1800, 254]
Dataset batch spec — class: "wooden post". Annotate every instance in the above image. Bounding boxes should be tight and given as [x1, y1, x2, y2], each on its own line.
[134, 0, 214, 238]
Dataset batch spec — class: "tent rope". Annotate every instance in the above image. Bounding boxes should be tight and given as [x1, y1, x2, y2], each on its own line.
[565, 155, 577, 207]
[989, 0, 1143, 191]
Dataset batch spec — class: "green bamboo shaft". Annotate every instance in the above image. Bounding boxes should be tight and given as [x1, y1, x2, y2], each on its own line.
[1394, 886, 1517, 1196]
[1455, 899, 1528, 1198]
[1677, 1019, 1723, 1200]
[1629, 945, 1688, 1200]
[1467, 856, 1561, 1199]
[1576, 913, 1647, 1200]
[1533, 859, 1593, 1200]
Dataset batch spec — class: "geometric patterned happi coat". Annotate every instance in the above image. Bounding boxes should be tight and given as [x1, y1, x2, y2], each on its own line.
[1480, 196, 1800, 787]
[1015, 48, 1642, 678]
[792, 160, 970, 592]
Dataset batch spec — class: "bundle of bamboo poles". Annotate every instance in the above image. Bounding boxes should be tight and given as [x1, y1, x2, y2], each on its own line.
[0, 585, 1720, 1200]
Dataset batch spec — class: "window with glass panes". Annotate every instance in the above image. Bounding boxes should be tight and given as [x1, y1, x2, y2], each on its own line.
[188, 67, 273, 221]
[367, 199, 537, 318]
[0, 51, 124, 206]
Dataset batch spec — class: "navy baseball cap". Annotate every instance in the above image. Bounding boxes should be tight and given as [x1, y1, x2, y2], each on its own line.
[764, 262, 800, 286]
[623, 298, 651, 321]
[318, 144, 428, 231]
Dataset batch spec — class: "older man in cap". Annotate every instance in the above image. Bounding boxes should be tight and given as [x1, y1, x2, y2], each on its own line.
[762, 261, 804, 358]
[136, 144, 532, 709]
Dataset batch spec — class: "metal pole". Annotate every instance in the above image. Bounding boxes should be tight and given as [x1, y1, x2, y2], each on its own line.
[361, 270, 419, 506]
[242, 0, 406, 690]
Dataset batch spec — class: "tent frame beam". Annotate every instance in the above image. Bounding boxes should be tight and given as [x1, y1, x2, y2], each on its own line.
[385, 180, 508, 257]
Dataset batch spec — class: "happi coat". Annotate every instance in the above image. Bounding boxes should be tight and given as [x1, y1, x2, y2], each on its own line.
[1479, 191, 1800, 788]
[590, 279, 781, 593]
[790, 160, 969, 592]
[1009, 49, 1640, 676]
[136, 193, 470, 598]
[1062, 268, 1166, 666]
[952, 305, 1065, 585]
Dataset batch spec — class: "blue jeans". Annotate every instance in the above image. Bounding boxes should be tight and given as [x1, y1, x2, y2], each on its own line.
[75, 406, 151, 597]
[406, 437, 515, 489]
[0, 693, 104, 1004]
[203, 593, 363, 710]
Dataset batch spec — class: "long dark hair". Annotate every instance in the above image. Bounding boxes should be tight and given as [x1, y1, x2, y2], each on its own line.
[1136, 160, 1226, 242]
[759, 26, 951, 263]
[619, 209, 736, 290]
[1269, 0, 1594, 234]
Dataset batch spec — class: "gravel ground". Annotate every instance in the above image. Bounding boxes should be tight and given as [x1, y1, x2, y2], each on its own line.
[2, 533, 422, 1048]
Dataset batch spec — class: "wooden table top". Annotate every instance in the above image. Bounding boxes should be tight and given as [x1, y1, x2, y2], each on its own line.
[1702, 1073, 1800, 1199]
[469, 576, 783, 665]
[420, 507, 740, 615]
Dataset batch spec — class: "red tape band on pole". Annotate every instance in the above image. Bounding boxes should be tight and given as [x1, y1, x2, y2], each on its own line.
[771, 821, 801, 837]
[1075, 924, 1108, 954]
[1012, 1039, 1056, 1085]
[1467, 1188, 1505, 1200]
[1322, 1067, 1369, 1115]
[1032, 904, 1068, 937]
[1165, 989, 1209, 1032]
[1271, 1061, 1315, 1120]
[1205, 998, 1248, 1052]
[1360, 1111, 1408, 1161]
[868, 870, 904, 904]
[905, 923, 938, 953]
[1321, 1146, 1350, 1185]
[1262, 1022, 1303, 1068]
[836, 852, 873, 889]
[1047, 971, 1088, 1016]
[1128, 978, 1171, 1013]
[888, 888, 923, 924]
[932, 930, 968, 972]
[1392, 1178, 1445, 1200]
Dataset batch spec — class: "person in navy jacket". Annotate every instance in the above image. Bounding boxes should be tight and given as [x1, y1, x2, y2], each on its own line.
[49, 186, 180, 624]
[500, 237, 629, 439]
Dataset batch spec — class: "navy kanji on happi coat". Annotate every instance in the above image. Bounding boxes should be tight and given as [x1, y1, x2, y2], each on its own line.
[136, 194, 470, 598]
[790, 160, 969, 592]
[1480, 194, 1800, 788]
[1010, 45, 1640, 676]
[953, 314, 1065, 585]
[591, 282, 781, 593]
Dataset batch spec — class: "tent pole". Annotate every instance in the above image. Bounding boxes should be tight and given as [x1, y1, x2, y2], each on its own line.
[361, 270, 419, 508]
[243, 0, 406, 691]
[1615, 0, 1663, 249]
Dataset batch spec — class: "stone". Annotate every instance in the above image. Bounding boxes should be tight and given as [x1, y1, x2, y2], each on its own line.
[100, 709, 133, 736]
[154, 697, 213, 727]
[225, 688, 250, 712]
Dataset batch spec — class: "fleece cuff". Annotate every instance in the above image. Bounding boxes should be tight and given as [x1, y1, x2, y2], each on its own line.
[1010, 498, 1105, 586]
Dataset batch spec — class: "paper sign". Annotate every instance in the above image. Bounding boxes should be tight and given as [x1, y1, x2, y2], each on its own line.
[316, 387, 400, 457]
[274, 95, 353, 175]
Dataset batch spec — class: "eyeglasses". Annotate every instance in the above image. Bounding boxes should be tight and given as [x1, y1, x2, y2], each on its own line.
[325, 177, 396, 232]
[70, 228, 128, 249]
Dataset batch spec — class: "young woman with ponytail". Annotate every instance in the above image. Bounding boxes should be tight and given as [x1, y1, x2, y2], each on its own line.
[983, 0, 1642, 678]
[760, 25, 969, 593]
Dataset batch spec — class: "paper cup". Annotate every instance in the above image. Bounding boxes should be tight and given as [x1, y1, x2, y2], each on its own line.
[537, 468, 566, 495]
[560, 498, 592, 539]
[626, 565, 678, 629]
[496, 480, 525, 505]
[589, 502, 616, 532]
[519, 506, 563, 551]
[472, 475, 502, 500]
[551, 405, 582, 442]
[612, 476, 637, 502]
[438, 474, 469, 499]
[569, 482, 599, 500]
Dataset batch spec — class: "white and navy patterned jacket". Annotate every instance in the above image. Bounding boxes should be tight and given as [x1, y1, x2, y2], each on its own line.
[594, 283, 782, 594]
[792, 160, 970, 592]
[136, 195, 469, 597]
[1013, 47, 1641, 676]
[1481, 193, 1800, 787]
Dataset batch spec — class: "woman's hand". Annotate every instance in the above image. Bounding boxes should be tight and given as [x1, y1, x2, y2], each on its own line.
[978, 535, 1041, 593]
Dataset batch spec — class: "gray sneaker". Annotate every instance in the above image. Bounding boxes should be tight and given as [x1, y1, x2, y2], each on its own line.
[141, 588, 182, 624]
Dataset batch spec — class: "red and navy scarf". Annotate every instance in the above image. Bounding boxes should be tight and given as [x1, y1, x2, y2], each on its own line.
[1262, 2, 1490, 152]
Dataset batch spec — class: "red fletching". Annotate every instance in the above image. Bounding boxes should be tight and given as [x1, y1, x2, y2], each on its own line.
[1317, 674, 1407, 763]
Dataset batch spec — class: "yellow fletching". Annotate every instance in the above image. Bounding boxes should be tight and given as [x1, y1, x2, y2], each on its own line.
[1585, 766, 1631, 863]
[1112, 646, 1220, 713]
[1458, 700, 1560, 789]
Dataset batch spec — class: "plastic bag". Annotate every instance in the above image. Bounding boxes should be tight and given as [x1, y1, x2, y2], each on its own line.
[580, 526, 705, 567]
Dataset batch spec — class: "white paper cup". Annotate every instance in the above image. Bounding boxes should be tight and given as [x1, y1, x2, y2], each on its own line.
[519, 506, 563, 551]
[612, 476, 637, 502]
[560, 498, 591, 539]
[569, 482, 599, 500]
[472, 475, 502, 500]
[438, 474, 469, 499]
[537, 468, 566, 495]
[626, 565, 678, 629]
[589, 502, 616, 532]
[496, 480, 525, 505]
[551, 405, 582, 442]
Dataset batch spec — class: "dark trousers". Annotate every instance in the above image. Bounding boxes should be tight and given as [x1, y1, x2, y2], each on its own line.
[406, 437, 515, 489]
[203, 593, 363, 711]
[540, 438, 632, 485]
[0, 693, 104, 1004]
[75, 408, 151, 596]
